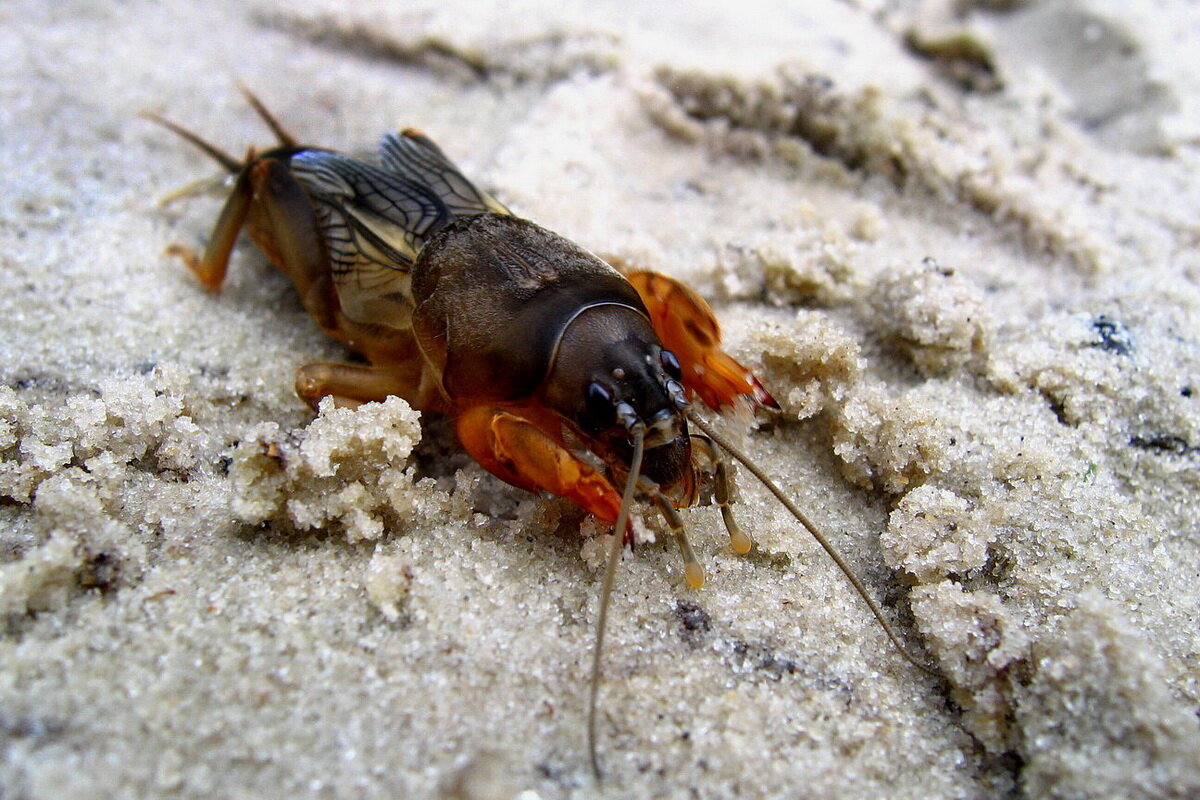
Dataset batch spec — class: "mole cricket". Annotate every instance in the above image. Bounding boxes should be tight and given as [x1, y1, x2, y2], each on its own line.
[145, 88, 929, 779]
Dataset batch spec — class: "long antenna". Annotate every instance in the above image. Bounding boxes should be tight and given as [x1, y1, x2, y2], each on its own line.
[588, 424, 646, 781]
[687, 412, 935, 675]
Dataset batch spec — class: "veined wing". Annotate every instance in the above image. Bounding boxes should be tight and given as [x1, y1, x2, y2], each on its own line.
[286, 135, 509, 327]
[289, 149, 449, 270]
[289, 150, 452, 326]
[379, 130, 511, 218]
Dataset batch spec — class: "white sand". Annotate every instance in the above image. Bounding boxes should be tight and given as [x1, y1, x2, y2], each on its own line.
[3, 1, 1200, 797]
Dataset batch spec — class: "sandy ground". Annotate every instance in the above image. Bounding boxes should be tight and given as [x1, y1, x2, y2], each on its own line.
[3, 0, 1200, 798]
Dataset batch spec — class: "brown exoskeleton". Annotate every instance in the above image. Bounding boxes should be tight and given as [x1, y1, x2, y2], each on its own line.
[146, 89, 929, 779]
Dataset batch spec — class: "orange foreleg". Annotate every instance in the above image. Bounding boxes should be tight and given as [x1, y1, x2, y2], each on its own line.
[626, 271, 777, 410]
[455, 403, 623, 525]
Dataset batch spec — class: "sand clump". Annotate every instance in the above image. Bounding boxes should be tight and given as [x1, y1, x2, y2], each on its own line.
[229, 396, 427, 544]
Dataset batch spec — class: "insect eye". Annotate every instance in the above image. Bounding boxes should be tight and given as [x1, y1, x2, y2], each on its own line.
[660, 350, 682, 381]
[584, 381, 616, 430]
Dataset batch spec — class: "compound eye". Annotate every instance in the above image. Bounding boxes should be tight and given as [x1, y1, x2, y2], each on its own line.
[584, 381, 616, 431]
[660, 350, 683, 381]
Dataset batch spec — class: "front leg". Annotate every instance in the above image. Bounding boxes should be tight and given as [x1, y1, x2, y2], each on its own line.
[455, 402, 624, 526]
[625, 271, 777, 411]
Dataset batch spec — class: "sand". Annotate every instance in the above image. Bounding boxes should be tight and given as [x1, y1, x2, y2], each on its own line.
[3, 0, 1199, 797]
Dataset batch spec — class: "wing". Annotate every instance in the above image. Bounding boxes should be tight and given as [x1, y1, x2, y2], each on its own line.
[379, 130, 511, 219]
[289, 149, 447, 269]
[287, 150, 441, 325]
[286, 136, 509, 327]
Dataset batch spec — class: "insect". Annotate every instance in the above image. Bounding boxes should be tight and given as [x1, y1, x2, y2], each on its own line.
[146, 88, 929, 780]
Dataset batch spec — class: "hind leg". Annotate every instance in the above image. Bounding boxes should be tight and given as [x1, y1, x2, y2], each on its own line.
[245, 158, 345, 330]
[167, 170, 253, 291]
